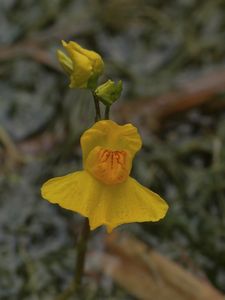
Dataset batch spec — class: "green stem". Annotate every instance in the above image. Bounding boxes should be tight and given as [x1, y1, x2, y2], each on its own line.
[74, 218, 90, 290]
[92, 92, 101, 121]
[72, 90, 102, 295]
[56, 219, 90, 300]
[104, 105, 110, 120]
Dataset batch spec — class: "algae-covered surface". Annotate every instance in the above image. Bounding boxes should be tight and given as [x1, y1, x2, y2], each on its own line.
[1, 0, 225, 299]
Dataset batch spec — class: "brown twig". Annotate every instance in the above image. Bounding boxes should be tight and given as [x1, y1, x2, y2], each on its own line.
[100, 233, 225, 300]
[0, 43, 59, 71]
[114, 68, 225, 130]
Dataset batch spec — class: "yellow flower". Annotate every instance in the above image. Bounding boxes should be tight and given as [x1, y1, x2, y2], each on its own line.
[41, 120, 168, 232]
[57, 40, 104, 89]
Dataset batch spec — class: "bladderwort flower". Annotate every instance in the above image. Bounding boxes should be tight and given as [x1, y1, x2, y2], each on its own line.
[41, 120, 168, 232]
[57, 40, 104, 89]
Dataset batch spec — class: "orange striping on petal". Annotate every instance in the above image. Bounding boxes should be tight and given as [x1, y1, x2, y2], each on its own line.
[85, 146, 131, 185]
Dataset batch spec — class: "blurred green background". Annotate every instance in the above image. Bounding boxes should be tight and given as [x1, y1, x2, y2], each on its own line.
[1, 0, 225, 299]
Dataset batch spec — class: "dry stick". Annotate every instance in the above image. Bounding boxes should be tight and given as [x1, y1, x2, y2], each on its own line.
[104, 233, 225, 300]
[114, 68, 225, 129]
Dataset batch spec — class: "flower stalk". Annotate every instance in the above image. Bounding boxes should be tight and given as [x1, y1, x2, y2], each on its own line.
[104, 105, 110, 120]
[92, 91, 101, 122]
[74, 89, 102, 291]
[74, 217, 90, 290]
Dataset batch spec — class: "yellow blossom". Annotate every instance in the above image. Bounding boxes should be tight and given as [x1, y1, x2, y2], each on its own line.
[57, 40, 104, 89]
[41, 120, 168, 232]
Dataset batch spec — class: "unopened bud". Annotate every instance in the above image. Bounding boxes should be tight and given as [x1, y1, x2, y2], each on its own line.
[95, 80, 123, 105]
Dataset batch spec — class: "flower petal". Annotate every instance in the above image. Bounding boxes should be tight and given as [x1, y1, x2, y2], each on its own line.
[85, 146, 132, 185]
[81, 120, 142, 164]
[62, 41, 92, 88]
[41, 171, 168, 233]
[66, 41, 104, 76]
[89, 176, 169, 232]
[41, 171, 100, 216]
[57, 50, 73, 75]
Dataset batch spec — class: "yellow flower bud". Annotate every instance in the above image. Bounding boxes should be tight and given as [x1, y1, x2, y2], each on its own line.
[57, 50, 73, 75]
[57, 40, 104, 89]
